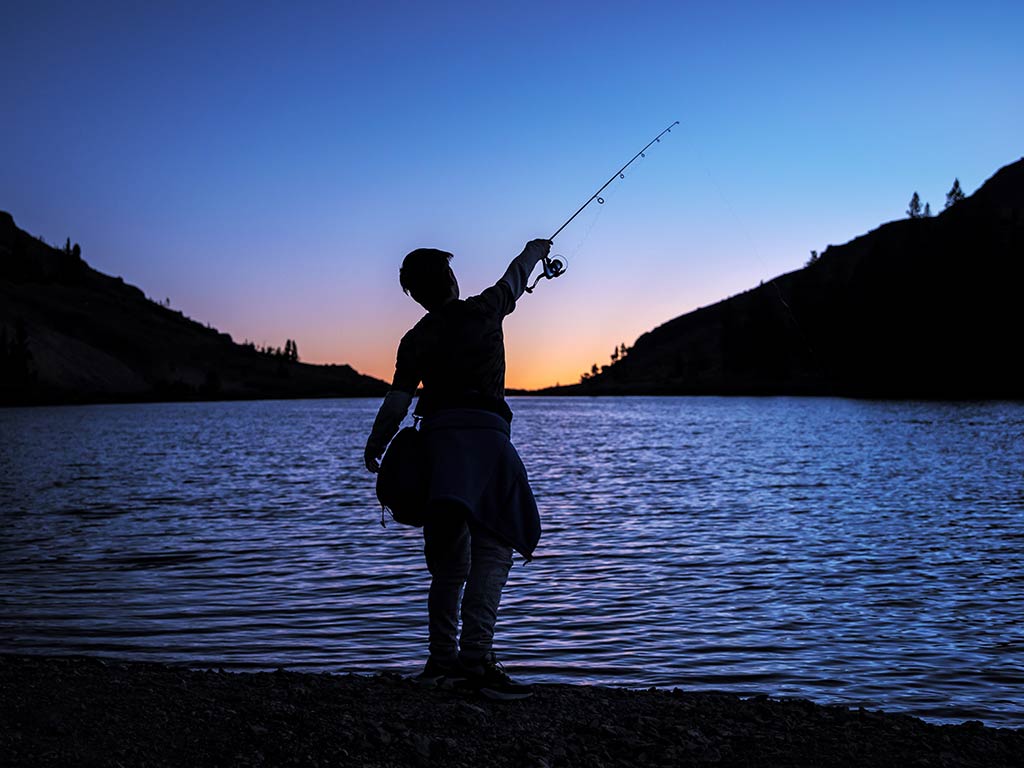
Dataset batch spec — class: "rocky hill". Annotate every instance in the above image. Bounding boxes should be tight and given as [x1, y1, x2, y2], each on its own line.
[548, 158, 1024, 398]
[0, 212, 388, 405]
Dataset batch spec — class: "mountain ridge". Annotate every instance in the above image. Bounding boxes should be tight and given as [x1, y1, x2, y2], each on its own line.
[0, 213, 388, 405]
[535, 157, 1024, 398]
[6, 157, 1023, 405]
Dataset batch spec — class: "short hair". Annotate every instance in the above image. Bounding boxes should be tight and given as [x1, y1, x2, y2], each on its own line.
[400, 248, 454, 309]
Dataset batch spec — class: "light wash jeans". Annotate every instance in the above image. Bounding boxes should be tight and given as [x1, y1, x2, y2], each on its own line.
[423, 503, 513, 663]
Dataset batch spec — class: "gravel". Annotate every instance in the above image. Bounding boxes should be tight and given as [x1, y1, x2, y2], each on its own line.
[2, 654, 1021, 767]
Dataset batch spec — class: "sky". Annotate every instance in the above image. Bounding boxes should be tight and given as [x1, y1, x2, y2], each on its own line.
[2, 1, 1022, 389]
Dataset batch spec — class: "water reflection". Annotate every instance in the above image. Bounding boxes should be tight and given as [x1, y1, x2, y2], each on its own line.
[1, 397, 1022, 726]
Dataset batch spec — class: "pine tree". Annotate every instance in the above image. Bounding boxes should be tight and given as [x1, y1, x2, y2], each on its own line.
[945, 178, 965, 209]
[924, 202, 932, 217]
[282, 339, 299, 362]
[907, 192, 922, 219]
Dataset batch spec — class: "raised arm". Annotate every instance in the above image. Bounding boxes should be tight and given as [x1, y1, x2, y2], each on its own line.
[499, 239, 552, 302]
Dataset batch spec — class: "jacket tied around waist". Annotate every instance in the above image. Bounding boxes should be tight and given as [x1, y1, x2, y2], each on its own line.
[421, 408, 540, 560]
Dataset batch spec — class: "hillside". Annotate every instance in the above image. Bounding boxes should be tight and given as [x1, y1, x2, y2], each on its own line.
[0, 213, 388, 405]
[546, 158, 1024, 398]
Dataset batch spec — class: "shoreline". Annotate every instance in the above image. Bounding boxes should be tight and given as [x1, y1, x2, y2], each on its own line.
[2, 654, 1020, 767]
[6, 395, 1024, 416]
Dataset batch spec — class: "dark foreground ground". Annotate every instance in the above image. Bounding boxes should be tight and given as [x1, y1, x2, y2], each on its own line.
[1, 655, 1021, 767]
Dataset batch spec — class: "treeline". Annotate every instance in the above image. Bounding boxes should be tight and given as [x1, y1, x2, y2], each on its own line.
[60, 238, 82, 259]
[32, 233, 83, 258]
[580, 342, 631, 383]
[803, 179, 966, 269]
[36, 232, 306, 368]
[906, 178, 965, 219]
[240, 339, 300, 362]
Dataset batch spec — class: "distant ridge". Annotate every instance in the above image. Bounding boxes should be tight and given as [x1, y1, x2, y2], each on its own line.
[0, 212, 388, 405]
[539, 157, 1024, 398]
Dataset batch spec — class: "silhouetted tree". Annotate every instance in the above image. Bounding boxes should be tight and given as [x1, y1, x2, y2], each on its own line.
[945, 178, 965, 209]
[907, 192, 922, 219]
[924, 202, 932, 217]
[806, 249, 819, 266]
[72, 243, 81, 259]
[590, 363, 599, 377]
[63, 238, 72, 255]
[281, 339, 300, 362]
[619, 343, 628, 359]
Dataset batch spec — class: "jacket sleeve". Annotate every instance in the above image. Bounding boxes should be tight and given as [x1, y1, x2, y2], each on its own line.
[471, 241, 548, 317]
[499, 241, 548, 303]
[365, 390, 413, 461]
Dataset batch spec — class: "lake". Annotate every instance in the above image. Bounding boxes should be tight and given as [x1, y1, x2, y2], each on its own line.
[1, 397, 1022, 726]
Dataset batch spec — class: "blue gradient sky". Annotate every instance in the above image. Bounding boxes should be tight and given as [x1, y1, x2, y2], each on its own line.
[2, 1, 1021, 388]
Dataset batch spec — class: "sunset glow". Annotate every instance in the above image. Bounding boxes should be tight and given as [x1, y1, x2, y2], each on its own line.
[2, 2, 1021, 390]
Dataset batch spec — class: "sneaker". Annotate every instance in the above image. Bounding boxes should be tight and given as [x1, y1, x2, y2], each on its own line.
[414, 656, 465, 688]
[458, 653, 533, 701]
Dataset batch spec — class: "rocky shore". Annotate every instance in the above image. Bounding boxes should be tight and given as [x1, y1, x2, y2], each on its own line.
[1, 654, 1020, 767]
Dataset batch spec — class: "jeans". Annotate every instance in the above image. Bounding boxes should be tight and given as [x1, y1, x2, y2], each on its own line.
[423, 503, 514, 662]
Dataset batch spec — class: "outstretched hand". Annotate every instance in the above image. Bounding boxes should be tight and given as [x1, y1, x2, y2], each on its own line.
[526, 239, 552, 260]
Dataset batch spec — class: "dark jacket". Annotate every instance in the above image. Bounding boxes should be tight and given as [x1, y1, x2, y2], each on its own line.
[365, 242, 550, 553]
[422, 408, 540, 559]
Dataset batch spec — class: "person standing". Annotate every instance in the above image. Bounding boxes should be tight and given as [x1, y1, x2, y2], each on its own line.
[364, 238, 551, 700]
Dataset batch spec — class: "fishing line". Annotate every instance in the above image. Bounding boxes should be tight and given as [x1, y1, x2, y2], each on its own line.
[563, 147, 649, 263]
[526, 121, 680, 293]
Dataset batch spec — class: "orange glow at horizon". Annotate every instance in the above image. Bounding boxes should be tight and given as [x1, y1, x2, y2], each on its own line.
[261, 252, 765, 394]
[300, 342, 611, 392]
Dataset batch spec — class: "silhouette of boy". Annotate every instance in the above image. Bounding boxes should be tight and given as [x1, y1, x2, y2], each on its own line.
[364, 239, 551, 700]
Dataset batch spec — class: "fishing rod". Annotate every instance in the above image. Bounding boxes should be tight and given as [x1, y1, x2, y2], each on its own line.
[526, 120, 680, 293]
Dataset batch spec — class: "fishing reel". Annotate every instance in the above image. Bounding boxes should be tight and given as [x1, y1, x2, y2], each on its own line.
[544, 254, 567, 279]
[525, 254, 568, 293]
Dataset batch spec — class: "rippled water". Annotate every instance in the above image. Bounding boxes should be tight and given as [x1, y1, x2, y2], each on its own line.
[1, 397, 1022, 726]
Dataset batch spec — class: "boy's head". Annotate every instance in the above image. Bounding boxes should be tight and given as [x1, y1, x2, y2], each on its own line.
[400, 248, 459, 310]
